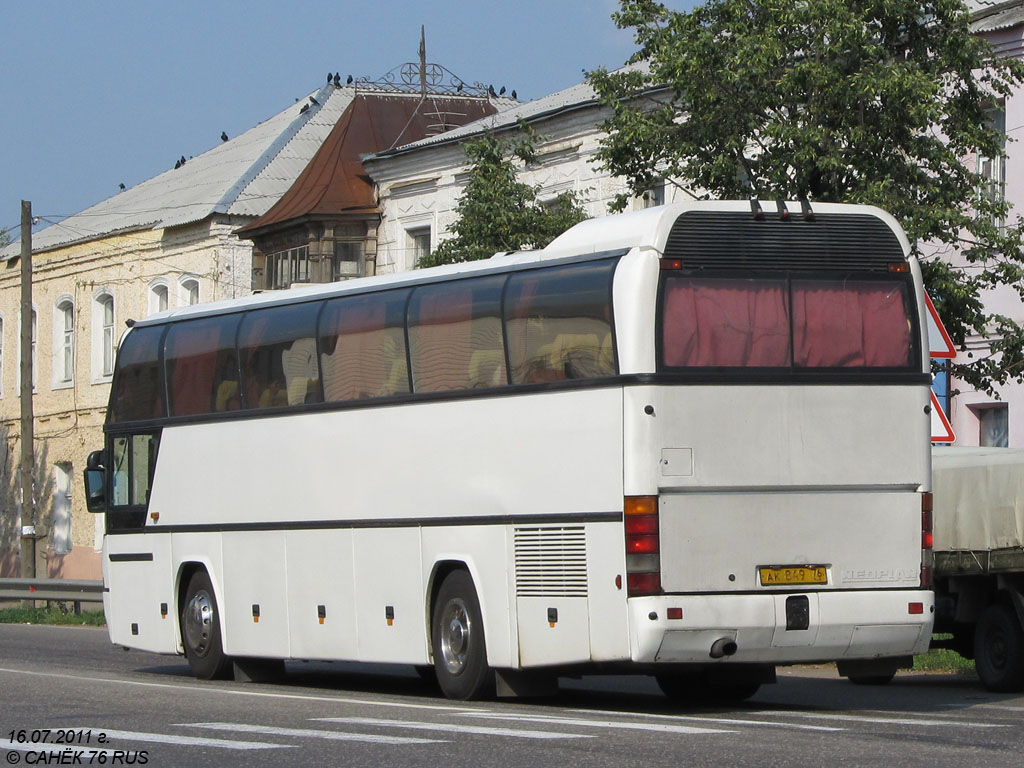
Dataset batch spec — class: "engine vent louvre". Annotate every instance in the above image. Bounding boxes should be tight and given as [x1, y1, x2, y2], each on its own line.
[514, 526, 588, 598]
[664, 212, 904, 272]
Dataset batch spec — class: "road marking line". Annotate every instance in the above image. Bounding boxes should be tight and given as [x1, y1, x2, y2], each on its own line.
[0, 666, 485, 713]
[553, 709, 843, 733]
[314, 716, 594, 739]
[182, 722, 443, 745]
[748, 711, 1009, 728]
[940, 703, 1024, 713]
[457, 713, 735, 735]
[58, 728, 290, 750]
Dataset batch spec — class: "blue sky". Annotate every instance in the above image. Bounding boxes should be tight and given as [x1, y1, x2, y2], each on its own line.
[0, 0, 699, 240]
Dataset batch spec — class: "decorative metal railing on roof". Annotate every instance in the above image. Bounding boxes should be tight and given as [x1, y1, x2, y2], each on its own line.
[354, 61, 491, 98]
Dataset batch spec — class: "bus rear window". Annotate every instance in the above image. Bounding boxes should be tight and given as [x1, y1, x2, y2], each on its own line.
[661, 274, 914, 370]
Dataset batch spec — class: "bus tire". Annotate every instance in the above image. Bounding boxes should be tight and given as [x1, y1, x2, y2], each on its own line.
[974, 603, 1024, 693]
[431, 570, 493, 700]
[181, 569, 232, 680]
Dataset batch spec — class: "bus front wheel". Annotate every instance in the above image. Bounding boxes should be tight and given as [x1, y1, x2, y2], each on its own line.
[431, 570, 493, 700]
[181, 570, 232, 680]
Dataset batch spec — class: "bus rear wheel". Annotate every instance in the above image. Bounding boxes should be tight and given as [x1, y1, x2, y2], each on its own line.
[181, 570, 232, 680]
[974, 603, 1024, 693]
[431, 570, 493, 700]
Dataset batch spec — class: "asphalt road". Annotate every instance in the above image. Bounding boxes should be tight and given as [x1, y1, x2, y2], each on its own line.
[1, 623, 1022, 768]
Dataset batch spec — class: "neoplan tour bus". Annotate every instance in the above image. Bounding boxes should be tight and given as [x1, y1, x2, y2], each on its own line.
[84, 200, 935, 702]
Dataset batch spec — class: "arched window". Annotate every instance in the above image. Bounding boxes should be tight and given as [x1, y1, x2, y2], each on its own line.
[92, 291, 116, 381]
[180, 277, 200, 306]
[149, 282, 169, 316]
[54, 298, 75, 385]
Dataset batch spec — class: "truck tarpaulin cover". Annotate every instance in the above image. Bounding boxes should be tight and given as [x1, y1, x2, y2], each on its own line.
[932, 447, 1024, 551]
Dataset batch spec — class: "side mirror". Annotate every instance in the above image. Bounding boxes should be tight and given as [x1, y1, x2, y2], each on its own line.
[84, 449, 106, 513]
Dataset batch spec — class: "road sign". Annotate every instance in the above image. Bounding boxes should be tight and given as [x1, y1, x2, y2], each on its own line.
[931, 391, 955, 443]
[925, 293, 956, 359]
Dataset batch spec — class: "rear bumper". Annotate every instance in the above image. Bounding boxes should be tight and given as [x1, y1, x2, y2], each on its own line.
[629, 589, 934, 664]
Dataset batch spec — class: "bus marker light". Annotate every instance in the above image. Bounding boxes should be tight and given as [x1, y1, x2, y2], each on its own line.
[659, 258, 683, 270]
[160, 602, 168, 619]
[252, 604, 260, 623]
[150, 512, 159, 523]
[386, 605, 395, 626]
[318, 605, 326, 624]
[548, 607, 558, 627]
[615, 575, 622, 590]
[908, 602, 924, 615]
[667, 607, 683, 620]
[888, 262, 911, 273]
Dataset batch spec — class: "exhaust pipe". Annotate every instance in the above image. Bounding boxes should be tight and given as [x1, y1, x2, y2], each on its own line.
[709, 637, 738, 659]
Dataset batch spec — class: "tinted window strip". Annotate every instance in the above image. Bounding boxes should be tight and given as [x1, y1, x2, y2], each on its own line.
[107, 510, 624, 535]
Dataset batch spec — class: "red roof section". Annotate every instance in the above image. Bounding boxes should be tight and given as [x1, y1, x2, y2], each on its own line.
[238, 93, 498, 234]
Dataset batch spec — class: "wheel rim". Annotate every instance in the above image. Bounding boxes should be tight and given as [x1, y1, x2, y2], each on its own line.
[184, 589, 214, 658]
[439, 597, 471, 676]
[987, 626, 1009, 671]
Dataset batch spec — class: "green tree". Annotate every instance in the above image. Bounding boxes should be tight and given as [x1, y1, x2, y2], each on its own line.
[589, 0, 1024, 394]
[420, 129, 587, 267]
[0, 227, 10, 249]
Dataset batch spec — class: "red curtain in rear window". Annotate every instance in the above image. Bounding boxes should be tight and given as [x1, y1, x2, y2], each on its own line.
[662, 277, 790, 367]
[792, 280, 911, 367]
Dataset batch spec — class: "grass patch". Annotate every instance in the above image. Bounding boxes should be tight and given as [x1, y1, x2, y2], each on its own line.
[0, 604, 106, 626]
[913, 635, 975, 675]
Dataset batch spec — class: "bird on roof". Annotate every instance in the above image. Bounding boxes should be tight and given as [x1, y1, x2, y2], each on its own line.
[499, 86, 506, 95]
[174, 159, 181, 170]
[347, 74, 353, 84]
[327, 72, 333, 83]
[221, 131, 228, 142]
[511, 89, 517, 99]
[299, 103, 309, 114]
[456, 82, 463, 92]
[119, 183, 126, 191]
[310, 96, 319, 106]
[488, 84, 496, 97]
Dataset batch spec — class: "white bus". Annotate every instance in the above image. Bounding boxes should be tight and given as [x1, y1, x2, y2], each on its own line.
[84, 200, 935, 702]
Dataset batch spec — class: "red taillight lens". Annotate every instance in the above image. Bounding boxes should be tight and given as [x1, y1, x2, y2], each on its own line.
[921, 492, 934, 587]
[908, 602, 924, 615]
[922, 530, 934, 550]
[626, 535, 659, 555]
[627, 571, 662, 596]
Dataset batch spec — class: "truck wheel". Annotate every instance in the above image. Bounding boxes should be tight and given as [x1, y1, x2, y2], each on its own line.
[181, 570, 232, 680]
[431, 570, 493, 700]
[974, 603, 1024, 693]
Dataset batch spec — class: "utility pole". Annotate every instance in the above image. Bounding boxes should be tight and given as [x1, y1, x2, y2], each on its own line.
[19, 200, 35, 584]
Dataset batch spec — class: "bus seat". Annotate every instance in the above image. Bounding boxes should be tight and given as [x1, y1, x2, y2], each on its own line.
[215, 380, 240, 411]
[468, 349, 505, 388]
[380, 359, 410, 396]
[598, 332, 615, 374]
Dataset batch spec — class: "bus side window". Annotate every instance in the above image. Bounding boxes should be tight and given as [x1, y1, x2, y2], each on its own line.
[320, 289, 412, 401]
[239, 303, 322, 410]
[408, 276, 506, 393]
[505, 260, 618, 385]
[165, 314, 242, 417]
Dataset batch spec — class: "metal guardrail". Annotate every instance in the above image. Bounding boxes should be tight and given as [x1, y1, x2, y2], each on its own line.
[0, 578, 104, 613]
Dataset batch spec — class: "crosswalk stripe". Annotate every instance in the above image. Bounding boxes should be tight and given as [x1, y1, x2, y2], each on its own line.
[459, 712, 735, 735]
[58, 727, 290, 750]
[314, 716, 595, 739]
[748, 711, 1009, 728]
[479, 710, 837, 733]
[183, 722, 443, 745]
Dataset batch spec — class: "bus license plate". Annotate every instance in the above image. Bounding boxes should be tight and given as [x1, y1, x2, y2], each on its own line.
[758, 566, 827, 586]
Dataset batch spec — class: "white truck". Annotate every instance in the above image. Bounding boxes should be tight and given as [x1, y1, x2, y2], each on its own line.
[931, 446, 1024, 691]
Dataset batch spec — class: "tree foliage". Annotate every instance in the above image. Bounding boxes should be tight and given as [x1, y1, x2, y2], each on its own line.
[420, 129, 587, 268]
[0, 227, 10, 249]
[589, 0, 1024, 394]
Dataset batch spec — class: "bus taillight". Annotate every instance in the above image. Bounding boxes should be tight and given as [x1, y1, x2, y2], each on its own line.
[625, 496, 662, 596]
[921, 491, 934, 587]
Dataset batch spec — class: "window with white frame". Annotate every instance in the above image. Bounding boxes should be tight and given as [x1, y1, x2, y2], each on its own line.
[53, 462, 73, 555]
[978, 105, 1007, 229]
[92, 292, 116, 381]
[181, 277, 200, 306]
[149, 282, 169, 315]
[53, 298, 75, 386]
[407, 227, 431, 267]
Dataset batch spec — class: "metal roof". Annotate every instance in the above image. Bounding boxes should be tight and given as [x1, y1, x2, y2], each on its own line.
[972, 1, 1024, 32]
[1, 82, 356, 259]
